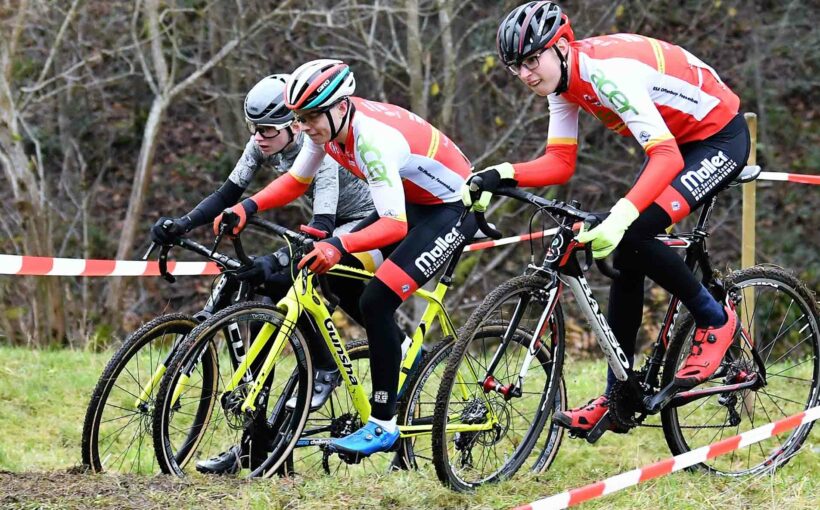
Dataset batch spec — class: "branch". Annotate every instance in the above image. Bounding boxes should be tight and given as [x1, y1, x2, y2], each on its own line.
[167, 0, 294, 101]
[21, 0, 84, 110]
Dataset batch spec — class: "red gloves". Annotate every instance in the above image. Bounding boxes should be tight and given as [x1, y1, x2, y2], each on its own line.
[298, 241, 343, 274]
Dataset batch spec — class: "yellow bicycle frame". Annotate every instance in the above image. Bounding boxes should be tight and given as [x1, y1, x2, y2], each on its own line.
[172, 263, 497, 436]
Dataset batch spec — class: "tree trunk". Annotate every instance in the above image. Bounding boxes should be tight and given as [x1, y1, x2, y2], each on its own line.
[437, 0, 456, 130]
[405, 0, 426, 118]
[106, 96, 168, 322]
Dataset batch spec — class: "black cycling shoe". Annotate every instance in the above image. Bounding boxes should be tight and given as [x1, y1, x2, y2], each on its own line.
[195, 445, 243, 475]
[286, 368, 341, 411]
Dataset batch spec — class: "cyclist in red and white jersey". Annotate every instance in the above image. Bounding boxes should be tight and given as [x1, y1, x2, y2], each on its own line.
[218, 59, 476, 457]
[465, 2, 750, 435]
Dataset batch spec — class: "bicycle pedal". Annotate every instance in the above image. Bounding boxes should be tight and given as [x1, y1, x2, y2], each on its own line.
[585, 411, 612, 444]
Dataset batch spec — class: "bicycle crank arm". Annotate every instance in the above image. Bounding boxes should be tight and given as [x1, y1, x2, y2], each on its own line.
[644, 372, 760, 413]
[667, 373, 761, 409]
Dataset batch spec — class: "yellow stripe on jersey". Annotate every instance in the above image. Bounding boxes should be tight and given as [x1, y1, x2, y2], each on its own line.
[645, 37, 666, 74]
[352, 251, 381, 272]
[426, 128, 441, 158]
[289, 170, 314, 184]
[643, 133, 674, 150]
[547, 137, 578, 145]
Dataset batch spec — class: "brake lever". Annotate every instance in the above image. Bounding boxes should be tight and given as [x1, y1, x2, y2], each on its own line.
[211, 223, 227, 257]
[158, 244, 176, 283]
[143, 242, 158, 261]
[582, 240, 593, 272]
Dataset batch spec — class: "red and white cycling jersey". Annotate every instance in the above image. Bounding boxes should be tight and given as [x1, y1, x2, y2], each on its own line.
[514, 34, 741, 211]
[249, 97, 471, 253]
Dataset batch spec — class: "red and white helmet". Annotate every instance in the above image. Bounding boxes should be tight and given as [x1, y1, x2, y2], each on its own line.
[285, 59, 356, 112]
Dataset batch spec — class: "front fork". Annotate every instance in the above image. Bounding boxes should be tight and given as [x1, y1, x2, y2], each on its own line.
[481, 282, 561, 401]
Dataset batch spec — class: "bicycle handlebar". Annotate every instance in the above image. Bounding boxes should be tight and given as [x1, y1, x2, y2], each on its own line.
[468, 176, 621, 279]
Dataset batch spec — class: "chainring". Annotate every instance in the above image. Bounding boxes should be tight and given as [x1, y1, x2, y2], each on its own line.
[609, 374, 647, 431]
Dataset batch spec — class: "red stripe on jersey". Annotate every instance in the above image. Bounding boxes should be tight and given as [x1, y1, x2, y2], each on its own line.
[250, 172, 310, 211]
[374, 259, 418, 300]
[512, 143, 577, 187]
[324, 97, 471, 204]
[402, 178, 445, 205]
[340, 216, 407, 253]
[567, 35, 739, 144]
[626, 138, 684, 211]
[654, 185, 691, 223]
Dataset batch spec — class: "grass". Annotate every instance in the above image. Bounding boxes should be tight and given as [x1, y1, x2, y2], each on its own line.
[0, 345, 818, 509]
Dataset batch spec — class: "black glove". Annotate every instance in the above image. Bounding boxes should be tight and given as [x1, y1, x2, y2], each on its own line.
[235, 249, 291, 285]
[150, 216, 192, 245]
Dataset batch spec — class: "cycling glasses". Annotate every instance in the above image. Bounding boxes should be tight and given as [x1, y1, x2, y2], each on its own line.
[506, 50, 545, 76]
[246, 121, 287, 139]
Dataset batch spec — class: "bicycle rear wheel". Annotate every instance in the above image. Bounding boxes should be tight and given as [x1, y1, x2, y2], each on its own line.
[82, 314, 195, 474]
[661, 266, 820, 475]
[432, 274, 565, 491]
[152, 301, 313, 478]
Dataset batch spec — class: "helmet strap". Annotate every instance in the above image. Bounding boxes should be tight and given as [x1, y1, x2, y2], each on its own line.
[553, 45, 569, 95]
[327, 98, 353, 142]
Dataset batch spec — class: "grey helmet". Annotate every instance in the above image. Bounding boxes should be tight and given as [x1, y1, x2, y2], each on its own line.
[244, 74, 294, 128]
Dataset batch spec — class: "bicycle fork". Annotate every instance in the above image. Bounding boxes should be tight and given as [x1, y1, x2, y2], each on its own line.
[482, 282, 562, 401]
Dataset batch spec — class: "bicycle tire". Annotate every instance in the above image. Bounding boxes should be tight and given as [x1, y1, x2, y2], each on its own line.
[81, 313, 197, 474]
[152, 301, 313, 478]
[432, 274, 565, 491]
[661, 266, 820, 476]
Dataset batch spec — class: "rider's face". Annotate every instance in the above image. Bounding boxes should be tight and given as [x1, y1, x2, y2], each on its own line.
[253, 126, 291, 155]
[294, 100, 347, 144]
[516, 39, 569, 96]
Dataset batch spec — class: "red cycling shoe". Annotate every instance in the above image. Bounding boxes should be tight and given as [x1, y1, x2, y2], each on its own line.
[674, 303, 740, 388]
[554, 395, 610, 433]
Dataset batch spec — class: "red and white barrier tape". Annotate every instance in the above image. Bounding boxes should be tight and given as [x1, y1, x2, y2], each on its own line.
[758, 171, 820, 185]
[514, 405, 820, 510]
[0, 254, 221, 277]
[2, 170, 816, 277]
[0, 229, 559, 276]
[464, 228, 558, 252]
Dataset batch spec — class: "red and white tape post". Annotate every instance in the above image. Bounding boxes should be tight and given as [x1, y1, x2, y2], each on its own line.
[514, 405, 820, 510]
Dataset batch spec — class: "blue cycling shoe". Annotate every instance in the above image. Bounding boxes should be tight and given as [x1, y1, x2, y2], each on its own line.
[328, 420, 400, 458]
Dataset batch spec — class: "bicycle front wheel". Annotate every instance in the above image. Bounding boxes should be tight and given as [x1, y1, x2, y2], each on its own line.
[81, 313, 196, 474]
[661, 266, 820, 476]
[432, 274, 565, 491]
[152, 301, 313, 478]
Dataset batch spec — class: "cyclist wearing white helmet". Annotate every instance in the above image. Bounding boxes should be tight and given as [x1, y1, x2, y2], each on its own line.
[217, 58, 477, 458]
[150, 74, 380, 474]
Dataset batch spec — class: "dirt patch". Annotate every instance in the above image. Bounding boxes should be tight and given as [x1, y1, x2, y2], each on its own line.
[0, 469, 253, 510]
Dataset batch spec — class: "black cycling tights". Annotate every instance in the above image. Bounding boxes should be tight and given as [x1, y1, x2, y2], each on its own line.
[605, 113, 750, 392]
[358, 202, 477, 420]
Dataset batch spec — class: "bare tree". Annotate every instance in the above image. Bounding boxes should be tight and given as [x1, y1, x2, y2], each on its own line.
[106, 0, 294, 320]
